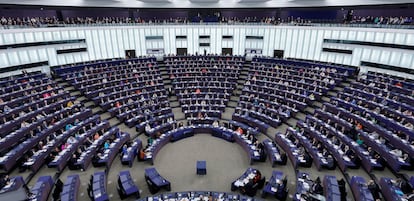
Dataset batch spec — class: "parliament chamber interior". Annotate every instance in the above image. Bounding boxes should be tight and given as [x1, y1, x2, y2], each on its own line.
[0, 0, 414, 201]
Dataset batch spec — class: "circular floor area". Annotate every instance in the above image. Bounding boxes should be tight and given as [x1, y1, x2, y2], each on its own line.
[153, 134, 281, 193]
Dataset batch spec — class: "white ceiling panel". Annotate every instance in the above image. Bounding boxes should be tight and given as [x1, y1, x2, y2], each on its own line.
[0, 0, 412, 8]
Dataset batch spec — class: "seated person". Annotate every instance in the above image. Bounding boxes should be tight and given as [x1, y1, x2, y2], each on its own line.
[236, 127, 244, 135]
[311, 177, 323, 195]
[0, 174, 10, 190]
[121, 144, 128, 157]
[274, 179, 286, 199]
[104, 140, 110, 150]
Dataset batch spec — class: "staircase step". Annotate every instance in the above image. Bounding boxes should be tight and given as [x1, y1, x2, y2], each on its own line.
[312, 102, 323, 108]
[227, 101, 238, 108]
[304, 107, 315, 114]
[170, 101, 180, 108]
[230, 96, 239, 101]
[294, 112, 307, 120]
[172, 108, 185, 120]
[286, 118, 298, 127]
[221, 107, 235, 121]
[84, 101, 95, 108]
[321, 97, 331, 102]
[327, 91, 337, 97]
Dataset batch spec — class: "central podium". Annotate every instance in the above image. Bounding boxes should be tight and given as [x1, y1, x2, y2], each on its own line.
[196, 161, 207, 175]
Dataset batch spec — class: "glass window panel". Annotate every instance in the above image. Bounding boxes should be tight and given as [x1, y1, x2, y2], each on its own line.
[111, 30, 120, 58]
[379, 50, 390, 64]
[14, 33, 24, 44]
[374, 32, 385, 43]
[73, 53, 81, 63]
[389, 52, 401, 66]
[98, 30, 107, 58]
[351, 48, 362, 66]
[77, 30, 85, 38]
[57, 55, 66, 65]
[3, 33, 14, 44]
[65, 54, 74, 64]
[8, 52, 19, 65]
[365, 32, 375, 42]
[37, 49, 48, 60]
[280, 29, 287, 49]
[82, 51, 90, 61]
[61, 31, 69, 40]
[348, 31, 357, 40]
[35, 32, 45, 41]
[69, 31, 78, 38]
[384, 33, 394, 44]
[43, 32, 52, 41]
[370, 49, 381, 62]
[323, 30, 332, 38]
[52, 31, 61, 40]
[104, 30, 112, 58]
[92, 30, 101, 59]
[47, 48, 57, 66]
[24, 33, 35, 43]
[307, 30, 317, 60]
[400, 53, 412, 67]
[343, 54, 352, 65]
[0, 53, 9, 67]
[332, 30, 340, 39]
[18, 51, 29, 64]
[290, 29, 298, 58]
[361, 48, 371, 61]
[28, 49, 39, 62]
[394, 33, 406, 45]
[356, 31, 366, 41]
[339, 31, 348, 40]
[314, 30, 324, 60]
[406, 34, 414, 46]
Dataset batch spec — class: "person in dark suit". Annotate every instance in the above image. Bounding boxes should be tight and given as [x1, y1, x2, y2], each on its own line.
[367, 180, 380, 200]
[311, 177, 323, 195]
[0, 174, 10, 190]
[275, 179, 286, 199]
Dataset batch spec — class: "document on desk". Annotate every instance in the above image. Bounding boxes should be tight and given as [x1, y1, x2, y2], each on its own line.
[234, 180, 243, 187]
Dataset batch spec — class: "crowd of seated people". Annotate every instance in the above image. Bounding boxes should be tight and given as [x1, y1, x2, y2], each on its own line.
[166, 55, 243, 123]
[56, 58, 174, 136]
[311, 107, 384, 172]
[294, 173, 325, 201]
[328, 72, 414, 172]
[350, 15, 413, 25]
[276, 130, 313, 168]
[1, 13, 414, 28]
[234, 57, 349, 132]
[287, 126, 335, 170]
[299, 115, 361, 170]
[0, 72, 91, 173]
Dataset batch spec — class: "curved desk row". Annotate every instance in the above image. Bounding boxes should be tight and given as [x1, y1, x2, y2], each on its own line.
[121, 137, 142, 167]
[145, 167, 171, 194]
[61, 174, 80, 201]
[144, 125, 261, 165]
[30, 175, 54, 201]
[137, 191, 264, 201]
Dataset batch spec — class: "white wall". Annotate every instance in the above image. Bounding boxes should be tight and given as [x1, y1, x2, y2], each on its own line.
[1, 25, 414, 74]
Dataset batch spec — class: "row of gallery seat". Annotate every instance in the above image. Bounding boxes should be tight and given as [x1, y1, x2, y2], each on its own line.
[1, 55, 414, 201]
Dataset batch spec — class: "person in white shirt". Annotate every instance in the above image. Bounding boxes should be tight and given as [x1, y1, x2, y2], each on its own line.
[212, 120, 219, 127]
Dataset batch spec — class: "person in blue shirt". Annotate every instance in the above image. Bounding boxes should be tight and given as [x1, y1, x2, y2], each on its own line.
[65, 123, 73, 131]
[121, 145, 128, 157]
[104, 140, 110, 150]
